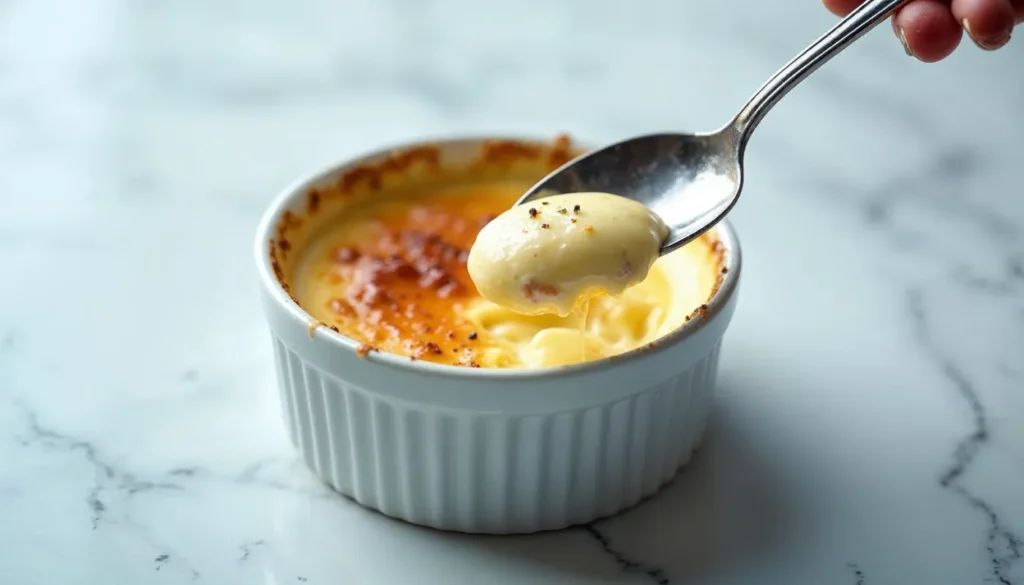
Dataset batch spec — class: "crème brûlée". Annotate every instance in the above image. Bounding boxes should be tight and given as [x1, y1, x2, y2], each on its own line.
[290, 182, 725, 369]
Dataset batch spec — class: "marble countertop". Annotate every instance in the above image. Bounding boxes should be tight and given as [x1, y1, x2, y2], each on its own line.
[2, 0, 1022, 583]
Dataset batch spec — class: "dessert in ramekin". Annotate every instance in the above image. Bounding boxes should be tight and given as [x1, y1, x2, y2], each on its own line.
[255, 135, 741, 534]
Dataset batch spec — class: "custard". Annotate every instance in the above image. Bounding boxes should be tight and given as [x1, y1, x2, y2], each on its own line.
[291, 182, 722, 369]
[468, 192, 668, 316]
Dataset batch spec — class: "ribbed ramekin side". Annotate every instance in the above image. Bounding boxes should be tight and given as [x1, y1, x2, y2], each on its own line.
[271, 336, 722, 534]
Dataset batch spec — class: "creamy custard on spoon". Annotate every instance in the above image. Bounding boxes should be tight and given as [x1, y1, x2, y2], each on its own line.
[467, 192, 668, 316]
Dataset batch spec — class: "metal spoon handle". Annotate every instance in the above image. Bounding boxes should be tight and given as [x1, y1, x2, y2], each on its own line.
[731, 0, 908, 147]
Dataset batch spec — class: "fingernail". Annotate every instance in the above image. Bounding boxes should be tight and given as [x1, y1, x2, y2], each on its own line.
[896, 25, 913, 56]
[963, 18, 1011, 51]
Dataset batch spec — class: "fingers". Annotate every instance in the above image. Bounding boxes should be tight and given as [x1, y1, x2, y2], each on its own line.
[893, 0, 965, 62]
[952, 0, 1017, 49]
[822, 0, 964, 61]
[822, 0, 866, 16]
[824, 0, 1020, 61]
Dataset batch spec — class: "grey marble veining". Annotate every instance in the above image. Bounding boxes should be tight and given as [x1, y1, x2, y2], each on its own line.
[1, 0, 1022, 584]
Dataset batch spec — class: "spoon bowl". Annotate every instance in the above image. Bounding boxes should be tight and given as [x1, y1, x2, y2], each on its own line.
[516, 128, 742, 255]
[516, 0, 908, 255]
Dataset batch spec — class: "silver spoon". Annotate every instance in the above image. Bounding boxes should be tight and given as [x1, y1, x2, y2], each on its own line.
[516, 0, 909, 255]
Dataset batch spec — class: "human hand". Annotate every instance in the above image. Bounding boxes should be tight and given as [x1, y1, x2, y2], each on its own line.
[823, 0, 1021, 61]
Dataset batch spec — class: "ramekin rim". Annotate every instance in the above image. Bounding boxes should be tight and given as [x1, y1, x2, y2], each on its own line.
[254, 134, 741, 381]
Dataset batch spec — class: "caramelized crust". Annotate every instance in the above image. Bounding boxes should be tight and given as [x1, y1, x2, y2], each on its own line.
[307, 186, 516, 365]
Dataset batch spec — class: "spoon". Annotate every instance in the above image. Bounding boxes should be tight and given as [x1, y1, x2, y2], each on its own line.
[516, 0, 909, 255]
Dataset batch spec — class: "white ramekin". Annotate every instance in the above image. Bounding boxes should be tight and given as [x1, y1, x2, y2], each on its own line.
[255, 136, 742, 534]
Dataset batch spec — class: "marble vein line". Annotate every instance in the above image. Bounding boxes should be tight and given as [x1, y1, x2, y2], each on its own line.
[17, 405, 184, 529]
[782, 141, 1023, 274]
[14, 404, 202, 579]
[846, 562, 866, 585]
[862, 148, 1023, 250]
[581, 523, 671, 585]
[907, 289, 1023, 585]
[238, 539, 267, 562]
[11, 402, 331, 580]
[825, 144, 1023, 303]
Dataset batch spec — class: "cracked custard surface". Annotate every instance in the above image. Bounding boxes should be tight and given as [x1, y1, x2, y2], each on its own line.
[291, 181, 724, 369]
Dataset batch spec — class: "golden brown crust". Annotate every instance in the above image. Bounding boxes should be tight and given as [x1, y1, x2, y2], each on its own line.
[296, 180, 514, 365]
[306, 188, 321, 215]
[681, 233, 729, 323]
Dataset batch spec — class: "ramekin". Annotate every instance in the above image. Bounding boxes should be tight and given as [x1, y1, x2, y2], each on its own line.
[254, 136, 742, 534]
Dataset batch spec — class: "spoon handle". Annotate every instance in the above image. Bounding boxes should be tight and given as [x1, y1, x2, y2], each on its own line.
[731, 0, 909, 146]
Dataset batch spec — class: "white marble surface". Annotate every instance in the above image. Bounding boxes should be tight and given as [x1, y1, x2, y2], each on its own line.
[1, 0, 1023, 583]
